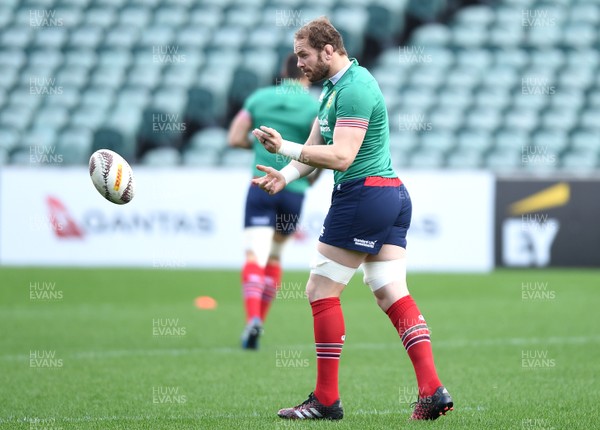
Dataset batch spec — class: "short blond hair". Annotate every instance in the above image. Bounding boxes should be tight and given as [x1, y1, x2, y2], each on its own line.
[294, 17, 347, 56]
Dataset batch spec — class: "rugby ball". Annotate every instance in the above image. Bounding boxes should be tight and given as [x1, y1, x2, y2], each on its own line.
[89, 149, 135, 205]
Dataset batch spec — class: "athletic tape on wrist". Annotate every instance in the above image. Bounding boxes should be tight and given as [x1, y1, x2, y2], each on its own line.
[278, 139, 303, 161]
[280, 164, 300, 185]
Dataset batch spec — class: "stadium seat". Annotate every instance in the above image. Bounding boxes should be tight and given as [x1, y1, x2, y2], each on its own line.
[184, 86, 218, 130]
[176, 26, 211, 48]
[32, 27, 68, 50]
[408, 148, 445, 168]
[83, 7, 117, 28]
[569, 3, 600, 24]
[408, 65, 445, 89]
[485, 148, 522, 171]
[488, 23, 524, 48]
[561, 150, 598, 172]
[188, 6, 223, 29]
[162, 65, 199, 88]
[563, 23, 596, 48]
[446, 149, 483, 169]
[70, 106, 108, 130]
[80, 87, 115, 110]
[452, 24, 487, 48]
[531, 128, 569, 154]
[141, 147, 182, 166]
[579, 108, 600, 130]
[436, 87, 472, 110]
[225, 7, 261, 28]
[182, 148, 222, 167]
[63, 49, 97, 69]
[428, 107, 463, 131]
[420, 129, 455, 152]
[210, 26, 247, 49]
[570, 128, 600, 153]
[541, 107, 579, 131]
[137, 26, 175, 47]
[559, 67, 594, 90]
[56, 65, 89, 89]
[57, 127, 93, 165]
[32, 106, 69, 130]
[118, 6, 152, 28]
[493, 48, 528, 69]
[68, 26, 104, 50]
[389, 130, 418, 152]
[445, 67, 480, 89]
[2, 26, 33, 49]
[465, 107, 502, 132]
[104, 26, 140, 49]
[410, 23, 451, 47]
[529, 49, 565, 70]
[221, 147, 255, 167]
[455, 4, 495, 26]
[0, 127, 20, 153]
[503, 108, 539, 132]
[188, 127, 228, 152]
[152, 86, 188, 114]
[494, 128, 529, 152]
[92, 126, 136, 162]
[90, 66, 126, 89]
[0, 148, 8, 165]
[474, 86, 511, 110]
[455, 49, 492, 71]
[526, 24, 562, 48]
[456, 128, 493, 153]
[153, 6, 188, 27]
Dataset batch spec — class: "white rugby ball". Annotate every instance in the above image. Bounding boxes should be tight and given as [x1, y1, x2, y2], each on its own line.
[89, 149, 135, 205]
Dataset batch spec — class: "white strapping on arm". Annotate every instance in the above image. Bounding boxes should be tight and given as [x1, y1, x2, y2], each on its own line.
[278, 139, 303, 161]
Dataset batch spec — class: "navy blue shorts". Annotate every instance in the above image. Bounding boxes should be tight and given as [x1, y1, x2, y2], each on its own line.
[319, 176, 412, 254]
[244, 184, 305, 235]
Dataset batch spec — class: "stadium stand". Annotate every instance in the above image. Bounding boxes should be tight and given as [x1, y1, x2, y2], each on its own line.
[0, 0, 598, 171]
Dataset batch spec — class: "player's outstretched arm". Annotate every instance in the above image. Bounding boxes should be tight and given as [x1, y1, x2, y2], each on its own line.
[254, 124, 365, 172]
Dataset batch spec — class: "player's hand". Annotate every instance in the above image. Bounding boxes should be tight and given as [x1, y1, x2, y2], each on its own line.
[252, 165, 286, 195]
[252, 126, 282, 154]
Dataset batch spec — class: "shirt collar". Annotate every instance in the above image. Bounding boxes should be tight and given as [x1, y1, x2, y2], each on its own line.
[326, 59, 356, 86]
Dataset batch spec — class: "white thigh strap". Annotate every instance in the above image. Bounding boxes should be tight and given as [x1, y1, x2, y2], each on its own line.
[310, 252, 356, 285]
[362, 259, 407, 293]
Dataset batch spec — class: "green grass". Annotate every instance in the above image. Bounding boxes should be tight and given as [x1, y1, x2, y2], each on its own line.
[1, 267, 599, 429]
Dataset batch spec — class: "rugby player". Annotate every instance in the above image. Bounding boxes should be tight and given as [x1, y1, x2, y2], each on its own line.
[252, 17, 453, 420]
[228, 54, 319, 350]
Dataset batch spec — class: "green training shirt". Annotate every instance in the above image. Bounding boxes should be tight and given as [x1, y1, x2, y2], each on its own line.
[318, 58, 396, 185]
[244, 79, 318, 194]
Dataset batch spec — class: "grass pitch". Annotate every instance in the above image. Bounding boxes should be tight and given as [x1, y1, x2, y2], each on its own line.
[0, 267, 598, 429]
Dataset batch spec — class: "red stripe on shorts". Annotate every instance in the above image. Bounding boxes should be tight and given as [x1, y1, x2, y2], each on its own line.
[364, 176, 402, 187]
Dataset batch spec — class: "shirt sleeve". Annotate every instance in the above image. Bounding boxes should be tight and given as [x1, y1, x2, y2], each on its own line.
[243, 91, 259, 122]
[334, 85, 373, 131]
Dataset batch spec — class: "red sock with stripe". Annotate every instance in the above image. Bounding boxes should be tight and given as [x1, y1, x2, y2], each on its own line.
[311, 297, 345, 406]
[386, 295, 441, 397]
[242, 261, 264, 323]
[260, 262, 281, 322]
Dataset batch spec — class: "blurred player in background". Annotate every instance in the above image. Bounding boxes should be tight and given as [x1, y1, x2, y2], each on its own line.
[253, 17, 453, 420]
[228, 54, 319, 350]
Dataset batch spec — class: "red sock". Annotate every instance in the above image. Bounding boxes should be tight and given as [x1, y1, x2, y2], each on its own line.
[311, 297, 345, 406]
[260, 262, 281, 322]
[242, 261, 264, 322]
[386, 295, 442, 397]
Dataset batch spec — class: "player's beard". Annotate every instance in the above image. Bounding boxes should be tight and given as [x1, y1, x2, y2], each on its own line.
[307, 54, 330, 83]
